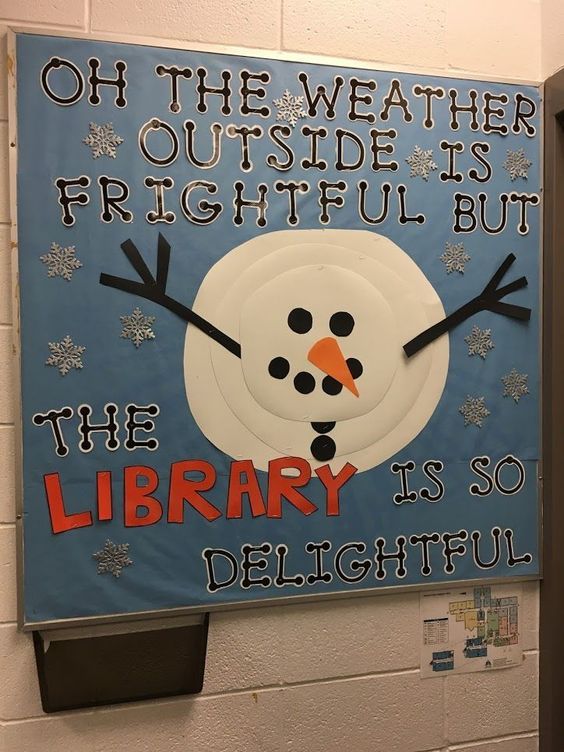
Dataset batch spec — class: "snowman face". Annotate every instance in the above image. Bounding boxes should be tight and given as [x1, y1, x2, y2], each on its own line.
[239, 264, 399, 422]
[184, 230, 449, 473]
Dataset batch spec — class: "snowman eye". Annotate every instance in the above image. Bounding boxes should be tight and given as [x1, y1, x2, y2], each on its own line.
[288, 308, 313, 334]
[329, 311, 355, 337]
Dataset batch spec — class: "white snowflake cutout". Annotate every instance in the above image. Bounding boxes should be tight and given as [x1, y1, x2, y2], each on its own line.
[502, 369, 529, 402]
[459, 395, 490, 427]
[120, 307, 156, 348]
[465, 325, 494, 359]
[83, 122, 124, 159]
[93, 539, 133, 578]
[40, 242, 82, 281]
[46, 335, 85, 376]
[406, 145, 437, 181]
[503, 148, 532, 181]
[440, 242, 471, 274]
[273, 90, 308, 128]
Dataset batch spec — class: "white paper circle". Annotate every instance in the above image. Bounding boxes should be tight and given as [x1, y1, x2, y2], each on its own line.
[184, 229, 449, 473]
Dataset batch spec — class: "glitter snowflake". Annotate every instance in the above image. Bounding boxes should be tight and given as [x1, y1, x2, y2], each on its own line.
[503, 148, 532, 181]
[83, 122, 124, 159]
[502, 368, 529, 402]
[406, 145, 437, 180]
[92, 539, 133, 578]
[440, 241, 471, 274]
[459, 395, 490, 427]
[40, 242, 82, 281]
[120, 307, 156, 348]
[46, 335, 85, 376]
[273, 90, 308, 128]
[465, 325, 494, 359]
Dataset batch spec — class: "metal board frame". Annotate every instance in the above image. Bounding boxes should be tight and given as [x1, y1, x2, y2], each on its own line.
[7, 27, 543, 631]
[540, 66, 564, 752]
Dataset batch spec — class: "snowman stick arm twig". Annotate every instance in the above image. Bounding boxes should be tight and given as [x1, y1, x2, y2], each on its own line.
[403, 254, 531, 358]
[481, 252, 516, 294]
[403, 300, 477, 357]
[492, 276, 528, 299]
[100, 272, 242, 358]
[100, 235, 242, 359]
[120, 239, 155, 286]
[488, 301, 530, 319]
[155, 232, 171, 289]
[160, 293, 242, 357]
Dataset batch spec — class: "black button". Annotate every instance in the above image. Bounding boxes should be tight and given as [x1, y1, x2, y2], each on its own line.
[311, 421, 336, 434]
[311, 435, 336, 461]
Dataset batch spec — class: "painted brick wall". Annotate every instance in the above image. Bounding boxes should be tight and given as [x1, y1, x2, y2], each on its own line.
[0, 1, 543, 750]
[542, 0, 564, 77]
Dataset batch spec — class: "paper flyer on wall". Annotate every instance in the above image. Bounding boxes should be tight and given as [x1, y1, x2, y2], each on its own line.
[420, 584, 523, 677]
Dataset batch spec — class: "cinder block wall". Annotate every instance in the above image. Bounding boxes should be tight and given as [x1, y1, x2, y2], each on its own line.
[0, 1, 544, 750]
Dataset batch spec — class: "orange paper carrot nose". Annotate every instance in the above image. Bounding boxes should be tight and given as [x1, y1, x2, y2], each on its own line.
[307, 336, 359, 397]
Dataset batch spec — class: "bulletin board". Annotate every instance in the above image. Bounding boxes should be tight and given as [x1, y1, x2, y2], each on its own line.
[9, 30, 542, 629]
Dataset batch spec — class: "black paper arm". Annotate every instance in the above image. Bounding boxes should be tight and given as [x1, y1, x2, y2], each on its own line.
[403, 254, 531, 358]
[100, 234, 242, 359]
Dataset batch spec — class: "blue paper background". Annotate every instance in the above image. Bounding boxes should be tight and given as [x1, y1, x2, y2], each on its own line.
[15, 33, 541, 626]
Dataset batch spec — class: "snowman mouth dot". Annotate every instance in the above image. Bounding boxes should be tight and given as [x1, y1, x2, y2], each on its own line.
[288, 307, 313, 334]
[294, 371, 316, 394]
[329, 311, 355, 337]
[268, 356, 290, 379]
[346, 358, 363, 379]
[311, 435, 336, 461]
[322, 375, 343, 395]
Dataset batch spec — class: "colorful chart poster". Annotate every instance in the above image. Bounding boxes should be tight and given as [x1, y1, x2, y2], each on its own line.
[11, 31, 541, 628]
[420, 585, 523, 677]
